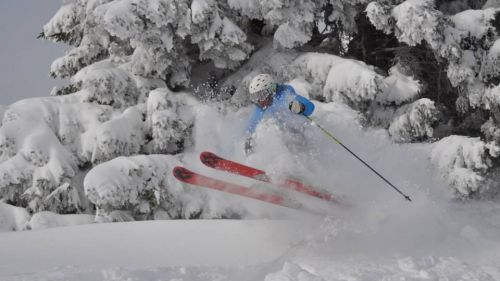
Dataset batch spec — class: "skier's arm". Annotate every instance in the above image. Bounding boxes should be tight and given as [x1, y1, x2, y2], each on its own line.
[243, 106, 263, 154]
[286, 85, 315, 116]
[245, 105, 264, 137]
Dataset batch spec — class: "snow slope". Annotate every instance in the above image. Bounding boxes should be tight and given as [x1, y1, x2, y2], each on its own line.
[0, 219, 317, 279]
[2, 99, 500, 280]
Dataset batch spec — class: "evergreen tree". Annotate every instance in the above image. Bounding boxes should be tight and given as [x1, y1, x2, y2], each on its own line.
[3, 0, 500, 219]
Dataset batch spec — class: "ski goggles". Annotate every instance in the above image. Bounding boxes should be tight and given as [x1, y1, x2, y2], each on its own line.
[252, 83, 277, 104]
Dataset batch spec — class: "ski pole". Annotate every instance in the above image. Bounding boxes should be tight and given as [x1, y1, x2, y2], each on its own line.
[305, 116, 412, 202]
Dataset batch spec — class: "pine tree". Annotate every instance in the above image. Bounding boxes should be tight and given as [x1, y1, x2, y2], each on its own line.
[4, 0, 500, 219]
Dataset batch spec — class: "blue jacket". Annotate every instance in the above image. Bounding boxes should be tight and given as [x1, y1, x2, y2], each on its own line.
[245, 84, 315, 137]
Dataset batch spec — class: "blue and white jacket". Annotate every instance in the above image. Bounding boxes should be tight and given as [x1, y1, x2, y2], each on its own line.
[245, 84, 315, 137]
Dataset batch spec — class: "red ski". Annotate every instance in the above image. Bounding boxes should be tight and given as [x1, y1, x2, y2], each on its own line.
[200, 151, 338, 203]
[173, 166, 300, 209]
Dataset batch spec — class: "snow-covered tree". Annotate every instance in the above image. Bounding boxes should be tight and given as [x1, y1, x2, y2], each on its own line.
[0, 0, 257, 215]
[6, 0, 500, 221]
[41, 0, 253, 88]
[363, 0, 500, 196]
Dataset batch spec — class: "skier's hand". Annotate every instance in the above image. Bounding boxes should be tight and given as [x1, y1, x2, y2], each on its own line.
[244, 137, 254, 155]
[289, 100, 305, 114]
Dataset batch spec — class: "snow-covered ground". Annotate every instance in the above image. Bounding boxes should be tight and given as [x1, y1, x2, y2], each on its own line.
[0, 219, 317, 280]
[2, 99, 500, 281]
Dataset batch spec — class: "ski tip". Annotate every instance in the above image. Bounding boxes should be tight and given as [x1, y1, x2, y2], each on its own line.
[172, 166, 193, 181]
[200, 151, 219, 166]
[200, 151, 216, 158]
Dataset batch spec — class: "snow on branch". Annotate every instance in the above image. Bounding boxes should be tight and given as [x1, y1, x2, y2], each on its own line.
[323, 59, 385, 106]
[289, 53, 388, 107]
[80, 106, 145, 164]
[367, 0, 446, 50]
[286, 52, 343, 99]
[379, 65, 422, 105]
[72, 61, 140, 107]
[431, 135, 493, 197]
[228, 0, 324, 48]
[146, 88, 198, 154]
[190, 0, 253, 69]
[391, 0, 445, 49]
[42, 2, 83, 45]
[388, 98, 438, 143]
[85, 155, 180, 220]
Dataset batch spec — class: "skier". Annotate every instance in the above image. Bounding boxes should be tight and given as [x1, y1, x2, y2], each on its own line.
[244, 74, 315, 154]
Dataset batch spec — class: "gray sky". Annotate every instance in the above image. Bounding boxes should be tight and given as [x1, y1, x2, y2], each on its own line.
[0, 0, 66, 105]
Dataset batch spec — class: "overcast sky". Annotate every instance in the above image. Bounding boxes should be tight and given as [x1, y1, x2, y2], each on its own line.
[0, 0, 66, 105]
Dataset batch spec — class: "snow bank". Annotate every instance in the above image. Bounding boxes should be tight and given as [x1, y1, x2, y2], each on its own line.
[1, 204, 94, 232]
[0, 202, 30, 232]
[27, 211, 94, 230]
[264, 257, 499, 281]
[0, 219, 315, 277]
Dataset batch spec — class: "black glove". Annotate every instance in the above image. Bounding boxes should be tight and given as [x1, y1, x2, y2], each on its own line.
[289, 100, 305, 114]
[244, 137, 254, 155]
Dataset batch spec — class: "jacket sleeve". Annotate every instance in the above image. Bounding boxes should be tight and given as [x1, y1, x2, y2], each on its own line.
[245, 105, 264, 137]
[286, 85, 315, 116]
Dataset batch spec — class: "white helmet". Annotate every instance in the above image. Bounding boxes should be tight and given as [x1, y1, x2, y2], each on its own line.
[248, 74, 276, 103]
